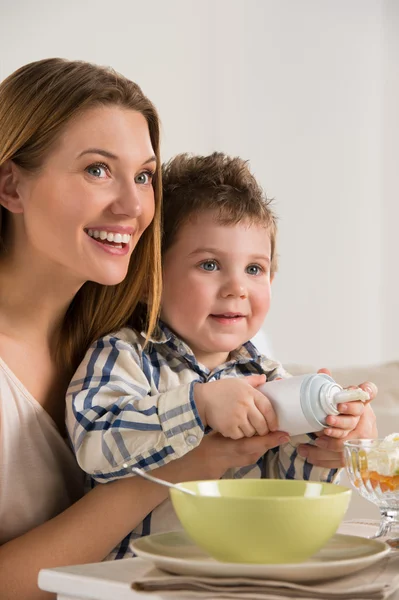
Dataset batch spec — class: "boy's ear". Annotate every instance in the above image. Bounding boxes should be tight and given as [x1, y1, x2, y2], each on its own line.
[270, 272, 275, 284]
[0, 161, 24, 214]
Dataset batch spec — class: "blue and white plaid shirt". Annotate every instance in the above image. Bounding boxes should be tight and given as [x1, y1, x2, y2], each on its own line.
[66, 322, 339, 559]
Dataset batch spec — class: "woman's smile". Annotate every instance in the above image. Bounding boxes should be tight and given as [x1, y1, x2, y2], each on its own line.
[85, 226, 136, 255]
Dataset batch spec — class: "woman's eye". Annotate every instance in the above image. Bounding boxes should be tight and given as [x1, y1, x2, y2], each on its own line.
[246, 264, 262, 275]
[200, 260, 218, 272]
[135, 170, 154, 185]
[85, 163, 109, 178]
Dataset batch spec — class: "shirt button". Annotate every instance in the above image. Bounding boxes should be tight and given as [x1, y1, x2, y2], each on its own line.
[178, 344, 186, 355]
[186, 435, 198, 445]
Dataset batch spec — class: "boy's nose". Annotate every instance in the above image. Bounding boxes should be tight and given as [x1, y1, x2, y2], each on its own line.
[221, 280, 248, 299]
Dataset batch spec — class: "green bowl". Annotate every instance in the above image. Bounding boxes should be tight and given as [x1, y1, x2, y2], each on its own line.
[170, 479, 351, 564]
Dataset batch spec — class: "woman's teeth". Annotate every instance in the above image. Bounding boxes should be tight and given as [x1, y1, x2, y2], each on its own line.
[86, 229, 131, 244]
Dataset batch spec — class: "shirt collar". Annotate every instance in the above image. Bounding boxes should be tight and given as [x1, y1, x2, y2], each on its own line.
[142, 320, 175, 345]
[141, 320, 263, 367]
[228, 340, 263, 364]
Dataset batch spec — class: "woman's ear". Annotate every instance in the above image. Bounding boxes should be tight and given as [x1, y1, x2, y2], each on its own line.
[0, 161, 24, 214]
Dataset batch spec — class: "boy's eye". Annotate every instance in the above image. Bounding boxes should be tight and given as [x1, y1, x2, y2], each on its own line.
[246, 264, 262, 275]
[86, 162, 109, 178]
[200, 260, 218, 272]
[135, 170, 154, 185]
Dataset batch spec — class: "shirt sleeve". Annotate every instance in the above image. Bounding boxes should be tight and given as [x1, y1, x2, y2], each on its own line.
[262, 359, 292, 381]
[259, 357, 340, 483]
[65, 334, 204, 482]
[263, 436, 341, 483]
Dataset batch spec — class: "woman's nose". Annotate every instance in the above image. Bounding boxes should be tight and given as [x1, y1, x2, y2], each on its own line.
[110, 183, 143, 218]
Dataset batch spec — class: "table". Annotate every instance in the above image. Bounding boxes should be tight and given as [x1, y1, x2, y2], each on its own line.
[38, 521, 398, 600]
[39, 558, 162, 600]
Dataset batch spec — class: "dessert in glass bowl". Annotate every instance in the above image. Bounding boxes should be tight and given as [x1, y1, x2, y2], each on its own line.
[344, 434, 399, 548]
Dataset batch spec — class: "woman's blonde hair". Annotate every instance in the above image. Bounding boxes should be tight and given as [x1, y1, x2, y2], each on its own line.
[0, 58, 162, 373]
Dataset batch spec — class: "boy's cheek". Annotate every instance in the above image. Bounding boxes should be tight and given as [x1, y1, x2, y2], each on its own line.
[253, 292, 272, 319]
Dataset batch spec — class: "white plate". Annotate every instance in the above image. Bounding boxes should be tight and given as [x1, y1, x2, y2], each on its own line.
[131, 531, 390, 583]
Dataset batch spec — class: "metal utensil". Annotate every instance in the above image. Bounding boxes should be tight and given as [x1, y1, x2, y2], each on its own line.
[128, 466, 197, 496]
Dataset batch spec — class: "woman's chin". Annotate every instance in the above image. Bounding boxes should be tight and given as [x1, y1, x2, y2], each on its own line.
[88, 267, 130, 287]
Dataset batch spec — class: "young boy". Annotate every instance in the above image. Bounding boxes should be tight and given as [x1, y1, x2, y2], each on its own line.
[66, 152, 374, 558]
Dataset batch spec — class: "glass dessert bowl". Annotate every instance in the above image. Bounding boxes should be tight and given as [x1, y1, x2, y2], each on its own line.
[344, 434, 399, 548]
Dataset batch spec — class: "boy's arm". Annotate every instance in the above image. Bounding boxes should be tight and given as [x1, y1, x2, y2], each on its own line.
[66, 334, 204, 481]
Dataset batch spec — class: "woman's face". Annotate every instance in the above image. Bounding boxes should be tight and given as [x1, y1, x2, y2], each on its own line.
[9, 105, 156, 286]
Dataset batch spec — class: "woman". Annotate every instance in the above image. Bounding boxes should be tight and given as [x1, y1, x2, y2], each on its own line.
[0, 58, 377, 600]
[0, 58, 291, 600]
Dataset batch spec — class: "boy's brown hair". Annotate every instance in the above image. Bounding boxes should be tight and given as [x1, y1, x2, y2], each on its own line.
[162, 152, 278, 276]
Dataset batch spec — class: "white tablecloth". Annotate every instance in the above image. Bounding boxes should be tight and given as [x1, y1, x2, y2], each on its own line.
[38, 521, 398, 600]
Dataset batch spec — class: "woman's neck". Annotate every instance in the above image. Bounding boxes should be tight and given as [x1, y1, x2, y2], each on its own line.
[0, 252, 85, 428]
[0, 253, 82, 346]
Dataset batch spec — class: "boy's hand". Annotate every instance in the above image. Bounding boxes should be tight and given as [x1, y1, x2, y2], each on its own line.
[297, 403, 378, 469]
[194, 375, 279, 439]
[317, 368, 378, 439]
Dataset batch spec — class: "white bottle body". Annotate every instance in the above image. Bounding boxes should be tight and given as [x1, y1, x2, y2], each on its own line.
[257, 373, 343, 436]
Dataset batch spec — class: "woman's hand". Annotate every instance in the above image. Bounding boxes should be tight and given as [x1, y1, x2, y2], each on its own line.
[176, 430, 290, 480]
[298, 403, 378, 468]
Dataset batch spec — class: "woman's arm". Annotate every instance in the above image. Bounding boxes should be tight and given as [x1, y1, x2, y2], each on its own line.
[0, 430, 286, 600]
[0, 476, 167, 600]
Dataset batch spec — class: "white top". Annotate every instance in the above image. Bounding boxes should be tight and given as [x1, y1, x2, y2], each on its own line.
[0, 357, 84, 545]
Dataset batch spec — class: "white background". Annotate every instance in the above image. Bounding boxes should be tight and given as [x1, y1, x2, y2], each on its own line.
[0, 0, 397, 368]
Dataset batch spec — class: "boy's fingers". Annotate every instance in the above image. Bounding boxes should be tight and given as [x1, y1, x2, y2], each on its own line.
[227, 428, 245, 440]
[254, 392, 278, 432]
[359, 381, 378, 402]
[247, 406, 270, 437]
[244, 374, 267, 387]
[318, 368, 331, 375]
[325, 413, 360, 432]
[337, 401, 365, 416]
[238, 420, 257, 438]
[317, 367, 331, 376]
[323, 427, 352, 439]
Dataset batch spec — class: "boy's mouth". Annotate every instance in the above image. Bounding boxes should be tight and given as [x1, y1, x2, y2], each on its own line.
[210, 313, 245, 322]
[84, 228, 132, 249]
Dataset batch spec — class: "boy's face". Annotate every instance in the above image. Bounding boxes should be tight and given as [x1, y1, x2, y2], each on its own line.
[161, 211, 273, 369]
